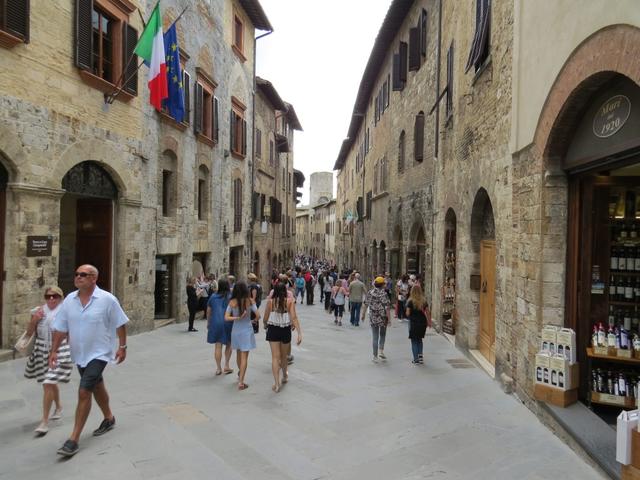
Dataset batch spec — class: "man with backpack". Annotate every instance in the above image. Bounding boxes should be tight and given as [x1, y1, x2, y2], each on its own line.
[295, 274, 305, 304]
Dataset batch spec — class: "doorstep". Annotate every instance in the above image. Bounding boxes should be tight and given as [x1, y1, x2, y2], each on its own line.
[469, 349, 496, 379]
[154, 318, 175, 329]
[542, 400, 619, 479]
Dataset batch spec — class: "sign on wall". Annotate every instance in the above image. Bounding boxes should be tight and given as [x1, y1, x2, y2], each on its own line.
[26, 236, 52, 257]
[593, 95, 631, 139]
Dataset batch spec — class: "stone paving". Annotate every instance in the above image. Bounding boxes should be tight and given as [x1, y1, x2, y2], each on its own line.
[0, 293, 606, 479]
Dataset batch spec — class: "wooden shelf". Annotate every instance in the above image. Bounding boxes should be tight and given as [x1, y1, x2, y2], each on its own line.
[610, 271, 640, 276]
[590, 391, 636, 408]
[609, 300, 640, 306]
[587, 347, 640, 364]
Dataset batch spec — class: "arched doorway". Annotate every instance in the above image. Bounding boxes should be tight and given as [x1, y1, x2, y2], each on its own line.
[442, 209, 457, 334]
[379, 240, 386, 275]
[390, 225, 403, 280]
[59, 161, 118, 293]
[371, 240, 378, 276]
[470, 188, 495, 365]
[0, 161, 7, 342]
[407, 222, 426, 276]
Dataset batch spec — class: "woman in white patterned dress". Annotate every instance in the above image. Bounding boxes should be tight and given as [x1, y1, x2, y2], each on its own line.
[24, 286, 72, 435]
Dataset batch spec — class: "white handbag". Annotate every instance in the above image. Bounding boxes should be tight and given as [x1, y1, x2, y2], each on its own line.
[14, 331, 35, 355]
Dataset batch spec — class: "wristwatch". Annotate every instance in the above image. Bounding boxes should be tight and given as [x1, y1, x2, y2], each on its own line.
[118, 345, 127, 350]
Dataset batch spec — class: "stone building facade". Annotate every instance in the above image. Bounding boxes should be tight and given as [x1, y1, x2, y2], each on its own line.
[253, 77, 303, 287]
[0, 0, 272, 348]
[335, 0, 640, 473]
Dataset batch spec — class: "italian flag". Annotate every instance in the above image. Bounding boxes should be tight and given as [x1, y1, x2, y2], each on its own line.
[134, 3, 168, 110]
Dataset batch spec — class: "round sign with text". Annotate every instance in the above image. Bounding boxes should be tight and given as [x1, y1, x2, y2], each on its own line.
[593, 94, 631, 139]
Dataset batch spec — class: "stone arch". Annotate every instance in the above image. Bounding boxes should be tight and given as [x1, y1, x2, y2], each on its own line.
[0, 123, 24, 181]
[54, 140, 136, 200]
[470, 188, 495, 252]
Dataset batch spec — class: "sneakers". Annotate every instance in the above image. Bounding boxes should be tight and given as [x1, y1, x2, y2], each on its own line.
[378, 352, 387, 360]
[418, 354, 424, 364]
[34, 422, 48, 435]
[372, 356, 378, 363]
[50, 408, 63, 420]
[57, 439, 79, 457]
[92, 417, 115, 436]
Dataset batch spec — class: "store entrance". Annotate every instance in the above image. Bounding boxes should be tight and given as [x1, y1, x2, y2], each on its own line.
[569, 161, 640, 421]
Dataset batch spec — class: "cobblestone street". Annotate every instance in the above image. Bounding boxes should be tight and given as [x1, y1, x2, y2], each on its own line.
[0, 293, 605, 479]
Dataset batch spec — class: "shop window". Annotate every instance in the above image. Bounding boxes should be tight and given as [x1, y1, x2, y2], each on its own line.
[230, 97, 247, 158]
[232, 13, 245, 61]
[194, 69, 218, 146]
[0, 0, 30, 48]
[465, 0, 491, 74]
[75, 0, 138, 99]
[233, 178, 242, 232]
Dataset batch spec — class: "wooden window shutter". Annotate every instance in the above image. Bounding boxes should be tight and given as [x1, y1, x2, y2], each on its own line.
[446, 43, 454, 115]
[386, 74, 391, 107]
[408, 27, 420, 71]
[392, 54, 403, 91]
[230, 110, 235, 152]
[414, 113, 425, 162]
[421, 9, 428, 57]
[242, 119, 247, 156]
[4, 0, 30, 42]
[399, 41, 408, 82]
[122, 23, 138, 95]
[75, 0, 93, 70]
[213, 96, 219, 142]
[256, 129, 261, 157]
[194, 83, 203, 134]
[183, 71, 191, 124]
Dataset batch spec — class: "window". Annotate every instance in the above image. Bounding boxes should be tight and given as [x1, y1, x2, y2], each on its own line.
[255, 129, 262, 158]
[160, 150, 177, 217]
[0, 0, 29, 47]
[414, 111, 425, 162]
[392, 42, 408, 92]
[366, 191, 372, 219]
[465, 0, 491, 74]
[269, 139, 274, 166]
[420, 9, 428, 57]
[232, 13, 245, 60]
[194, 70, 218, 145]
[409, 27, 420, 71]
[398, 131, 405, 173]
[233, 178, 242, 232]
[374, 160, 379, 194]
[399, 41, 408, 83]
[162, 170, 172, 217]
[230, 97, 247, 157]
[75, 0, 137, 97]
[182, 70, 191, 125]
[446, 42, 454, 118]
[380, 156, 388, 192]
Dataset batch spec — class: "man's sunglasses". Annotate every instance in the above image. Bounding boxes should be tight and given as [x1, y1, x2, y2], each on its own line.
[74, 272, 94, 278]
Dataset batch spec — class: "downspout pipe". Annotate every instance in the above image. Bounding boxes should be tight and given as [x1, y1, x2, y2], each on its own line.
[252, 29, 273, 277]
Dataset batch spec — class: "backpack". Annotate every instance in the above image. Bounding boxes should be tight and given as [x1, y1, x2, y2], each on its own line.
[250, 283, 262, 308]
[295, 277, 305, 289]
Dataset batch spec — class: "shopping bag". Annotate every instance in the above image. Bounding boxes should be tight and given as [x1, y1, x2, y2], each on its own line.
[616, 409, 639, 465]
[14, 331, 34, 355]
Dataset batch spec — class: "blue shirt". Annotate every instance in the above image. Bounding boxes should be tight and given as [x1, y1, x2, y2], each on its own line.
[52, 286, 129, 367]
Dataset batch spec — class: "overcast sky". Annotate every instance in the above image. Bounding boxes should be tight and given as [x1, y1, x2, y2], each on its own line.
[255, 0, 392, 205]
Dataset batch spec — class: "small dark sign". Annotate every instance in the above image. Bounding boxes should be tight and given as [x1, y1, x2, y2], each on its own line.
[593, 94, 631, 138]
[26, 236, 52, 257]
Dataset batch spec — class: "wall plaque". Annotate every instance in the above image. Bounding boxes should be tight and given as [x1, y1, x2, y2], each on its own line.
[27, 236, 52, 257]
[593, 94, 631, 139]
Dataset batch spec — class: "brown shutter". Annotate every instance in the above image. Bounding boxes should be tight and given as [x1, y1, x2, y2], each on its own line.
[194, 83, 203, 134]
[122, 23, 138, 95]
[399, 41, 408, 82]
[230, 110, 236, 152]
[386, 74, 391, 107]
[242, 118, 247, 156]
[213, 96, 219, 142]
[421, 9, 428, 57]
[447, 43, 454, 115]
[414, 113, 425, 162]
[409, 27, 420, 71]
[392, 54, 402, 91]
[210, 96, 215, 140]
[183, 71, 190, 124]
[5, 0, 30, 42]
[75, 0, 93, 71]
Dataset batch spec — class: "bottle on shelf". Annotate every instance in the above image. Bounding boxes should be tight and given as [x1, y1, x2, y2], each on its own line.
[626, 277, 634, 300]
[617, 276, 626, 301]
[610, 275, 617, 298]
[635, 245, 640, 270]
[598, 322, 606, 346]
[620, 247, 628, 272]
[612, 245, 619, 271]
[624, 308, 632, 331]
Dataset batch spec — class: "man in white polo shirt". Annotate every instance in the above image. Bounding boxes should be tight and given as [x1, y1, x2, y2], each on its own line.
[49, 264, 129, 457]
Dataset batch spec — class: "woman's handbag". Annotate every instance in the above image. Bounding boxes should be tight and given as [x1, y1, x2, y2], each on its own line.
[14, 331, 35, 355]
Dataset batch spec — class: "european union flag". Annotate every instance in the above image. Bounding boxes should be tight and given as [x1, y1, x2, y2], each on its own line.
[162, 24, 185, 123]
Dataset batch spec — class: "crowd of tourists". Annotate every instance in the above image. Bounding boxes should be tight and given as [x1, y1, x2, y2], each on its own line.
[18, 254, 430, 459]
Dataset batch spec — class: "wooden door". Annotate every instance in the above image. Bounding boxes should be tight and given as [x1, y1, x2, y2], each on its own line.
[479, 239, 496, 365]
[76, 199, 112, 291]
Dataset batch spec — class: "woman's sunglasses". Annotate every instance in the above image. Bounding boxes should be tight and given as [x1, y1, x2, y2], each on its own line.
[44, 294, 61, 300]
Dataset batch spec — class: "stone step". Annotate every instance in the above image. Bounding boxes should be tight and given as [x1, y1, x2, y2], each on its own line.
[0, 349, 15, 363]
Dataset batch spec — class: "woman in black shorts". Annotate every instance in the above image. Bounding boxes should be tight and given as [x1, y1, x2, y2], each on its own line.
[263, 283, 302, 392]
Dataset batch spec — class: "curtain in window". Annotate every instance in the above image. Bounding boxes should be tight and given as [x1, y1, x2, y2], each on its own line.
[464, 0, 490, 73]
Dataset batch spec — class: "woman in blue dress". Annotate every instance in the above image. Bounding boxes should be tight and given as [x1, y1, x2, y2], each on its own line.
[206, 279, 233, 376]
[225, 281, 260, 390]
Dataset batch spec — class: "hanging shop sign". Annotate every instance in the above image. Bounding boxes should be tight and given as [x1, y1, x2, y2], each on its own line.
[26, 236, 52, 257]
[593, 95, 631, 139]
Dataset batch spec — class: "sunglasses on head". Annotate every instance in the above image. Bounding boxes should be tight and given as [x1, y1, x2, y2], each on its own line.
[44, 294, 61, 299]
[74, 271, 94, 278]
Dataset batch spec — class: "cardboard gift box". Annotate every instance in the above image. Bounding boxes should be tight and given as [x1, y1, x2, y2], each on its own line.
[541, 325, 558, 354]
[556, 327, 577, 364]
[550, 354, 573, 390]
[617, 409, 640, 465]
[535, 352, 552, 385]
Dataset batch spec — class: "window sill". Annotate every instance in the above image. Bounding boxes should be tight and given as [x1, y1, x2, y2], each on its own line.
[159, 111, 188, 131]
[471, 55, 492, 86]
[196, 133, 215, 147]
[231, 151, 245, 160]
[79, 70, 135, 103]
[0, 30, 25, 49]
[232, 44, 247, 62]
